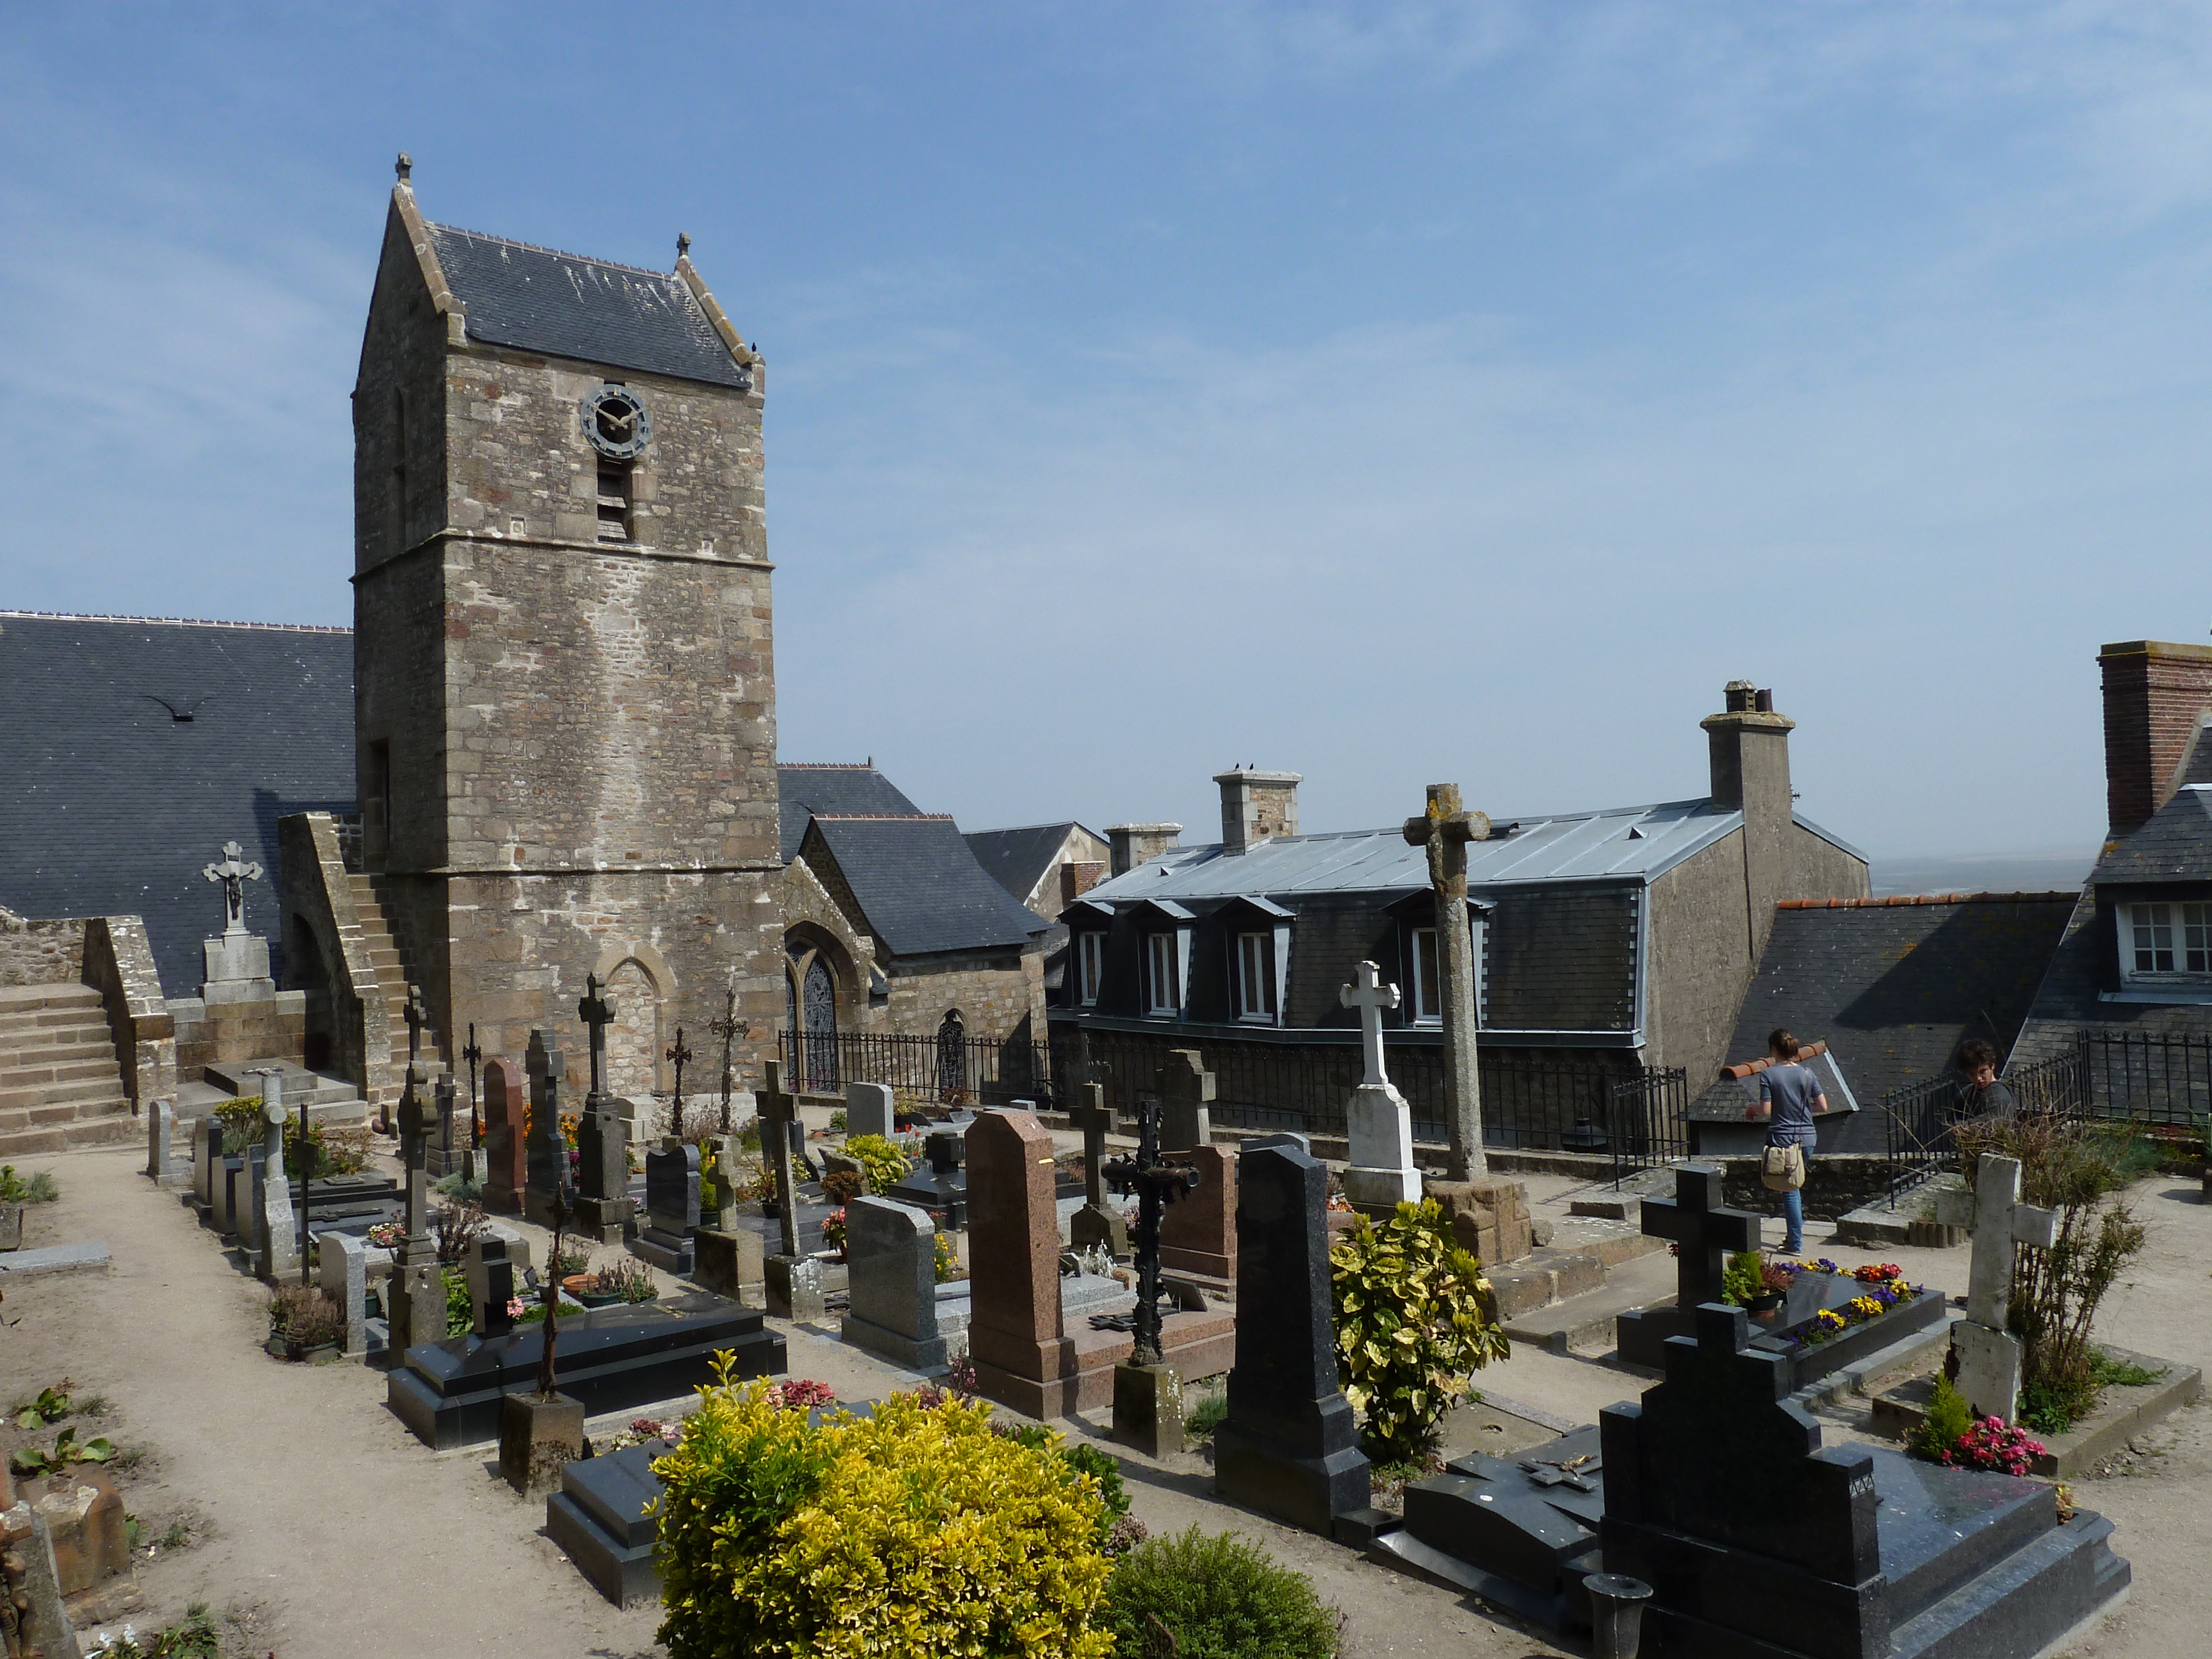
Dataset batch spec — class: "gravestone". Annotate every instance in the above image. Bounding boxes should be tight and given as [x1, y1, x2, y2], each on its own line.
[841, 1196, 951, 1369]
[1614, 1164, 1760, 1368]
[1600, 1301, 2129, 1657]
[700, 1133, 741, 1233]
[319, 1228, 369, 1358]
[388, 1070, 446, 1357]
[846, 1080, 895, 1140]
[145, 1099, 186, 1189]
[252, 1072, 299, 1284]
[1339, 962, 1421, 1209]
[632, 1138, 701, 1275]
[192, 1112, 223, 1209]
[13, 1507, 76, 1659]
[1158, 1144, 1237, 1287]
[885, 1123, 969, 1225]
[467, 1236, 518, 1340]
[425, 1076, 459, 1178]
[1934, 1152, 2058, 1422]
[546, 1438, 669, 1608]
[1213, 1139, 1370, 1535]
[221, 1146, 264, 1245]
[1067, 1083, 1130, 1258]
[523, 1031, 570, 1228]
[692, 1227, 765, 1302]
[483, 1057, 528, 1214]
[1156, 1050, 1214, 1151]
[573, 1100, 636, 1245]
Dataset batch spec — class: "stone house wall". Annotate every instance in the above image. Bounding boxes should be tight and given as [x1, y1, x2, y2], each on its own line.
[0, 917, 86, 987]
[881, 950, 1047, 1049]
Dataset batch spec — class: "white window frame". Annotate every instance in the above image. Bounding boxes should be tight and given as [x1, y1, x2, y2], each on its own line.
[1408, 913, 1488, 1026]
[2121, 900, 2212, 983]
[1144, 933, 1181, 1016]
[1411, 927, 1441, 1024]
[1077, 933, 1105, 1007]
[1235, 931, 1277, 1022]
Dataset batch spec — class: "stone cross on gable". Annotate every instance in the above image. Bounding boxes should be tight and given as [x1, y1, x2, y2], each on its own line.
[202, 840, 263, 936]
[578, 974, 614, 1103]
[1338, 961, 1400, 1089]
[759, 1058, 800, 1258]
[1402, 781, 1491, 1180]
[1936, 1153, 2058, 1420]
[1642, 1164, 1761, 1312]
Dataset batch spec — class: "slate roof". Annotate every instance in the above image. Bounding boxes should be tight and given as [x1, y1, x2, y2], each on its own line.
[778, 765, 921, 863]
[966, 823, 1087, 906]
[424, 224, 750, 389]
[0, 613, 354, 995]
[2090, 782, 2212, 884]
[1076, 799, 1859, 906]
[1692, 894, 2077, 1152]
[802, 816, 1051, 958]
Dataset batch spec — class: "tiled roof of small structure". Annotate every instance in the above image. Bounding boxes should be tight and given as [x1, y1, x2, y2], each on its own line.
[0, 612, 354, 994]
[966, 823, 1088, 905]
[425, 223, 751, 388]
[777, 765, 921, 863]
[802, 815, 1051, 958]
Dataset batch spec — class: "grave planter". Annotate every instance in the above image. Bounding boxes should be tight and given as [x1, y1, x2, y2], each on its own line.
[500, 1390, 586, 1495]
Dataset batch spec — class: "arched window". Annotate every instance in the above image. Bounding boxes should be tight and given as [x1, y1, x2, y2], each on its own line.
[936, 1010, 967, 1103]
[801, 957, 838, 1090]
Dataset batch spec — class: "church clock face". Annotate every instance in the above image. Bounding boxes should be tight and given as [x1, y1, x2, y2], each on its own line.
[582, 384, 651, 459]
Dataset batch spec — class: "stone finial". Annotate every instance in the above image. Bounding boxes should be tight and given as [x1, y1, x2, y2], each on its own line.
[676, 231, 691, 259]
[395, 152, 413, 183]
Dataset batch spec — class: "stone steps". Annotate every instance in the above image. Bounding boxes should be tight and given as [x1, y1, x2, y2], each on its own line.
[0, 984, 136, 1160]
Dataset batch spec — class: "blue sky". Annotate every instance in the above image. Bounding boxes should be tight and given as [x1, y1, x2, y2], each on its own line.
[5, 4, 2210, 864]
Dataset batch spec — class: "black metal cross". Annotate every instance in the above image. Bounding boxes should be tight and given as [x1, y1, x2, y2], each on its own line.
[402, 983, 427, 1070]
[666, 1026, 695, 1129]
[578, 974, 614, 1103]
[462, 1022, 484, 1150]
[536, 1179, 575, 1400]
[1641, 1165, 1760, 1312]
[293, 1106, 319, 1288]
[709, 973, 742, 1133]
[1104, 1095, 1199, 1367]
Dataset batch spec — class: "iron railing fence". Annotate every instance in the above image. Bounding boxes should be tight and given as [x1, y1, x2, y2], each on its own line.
[1879, 1043, 2104, 1206]
[780, 1030, 1053, 1111]
[1608, 1068, 1693, 1182]
[2077, 1030, 2212, 1131]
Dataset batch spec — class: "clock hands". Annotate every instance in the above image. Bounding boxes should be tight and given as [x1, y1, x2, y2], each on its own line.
[598, 404, 636, 434]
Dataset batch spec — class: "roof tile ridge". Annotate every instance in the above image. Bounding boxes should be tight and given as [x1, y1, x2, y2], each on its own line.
[813, 813, 954, 822]
[1776, 890, 2081, 911]
[425, 221, 684, 283]
[779, 762, 883, 771]
[0, 609, 351, 633]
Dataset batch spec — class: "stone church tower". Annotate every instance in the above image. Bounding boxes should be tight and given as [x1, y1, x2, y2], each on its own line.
[345, 159, 781, 1099]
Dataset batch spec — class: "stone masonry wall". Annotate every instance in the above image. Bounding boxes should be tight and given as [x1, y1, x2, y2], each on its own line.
[881, 950, 1047, 1048]
[0, 918, 85, 987]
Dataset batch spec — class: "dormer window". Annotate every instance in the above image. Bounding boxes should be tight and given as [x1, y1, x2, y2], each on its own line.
[1077, 933, 1105, 1006]
[1144, 933, 1181, 1016]
[1235, 932, 1277, 1021]
[1411, 927, 1441, 1023]
[2124, 901, 2212, 981]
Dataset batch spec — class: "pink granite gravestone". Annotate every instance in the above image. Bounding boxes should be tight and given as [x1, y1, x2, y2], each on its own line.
[483, 1058, 528, 1214]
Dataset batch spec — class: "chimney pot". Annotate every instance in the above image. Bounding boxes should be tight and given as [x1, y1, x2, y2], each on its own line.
[1214, 769, 1302, 854]
[1106, 823, 1182, 877]
[1754, 687, 1774, 713]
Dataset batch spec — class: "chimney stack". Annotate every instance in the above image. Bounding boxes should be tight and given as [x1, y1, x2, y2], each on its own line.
[1215, 769, 1302, 855]
[1702, 681, 1796, 961]
[1107, 823, 1182, 877]
[2098, 641, 2212, 837]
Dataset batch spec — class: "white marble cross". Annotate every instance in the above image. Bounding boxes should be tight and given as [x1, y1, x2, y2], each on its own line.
[1339, 961, 1402, 1088]
[1935, 1152, 2058, 1420]
[202, 840, 263, 936]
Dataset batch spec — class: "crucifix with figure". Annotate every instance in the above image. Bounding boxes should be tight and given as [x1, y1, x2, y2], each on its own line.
[1403, 782, 1491, 1180]
[709, 971, 742, 1133]
[1936, 1152, 2058, 1419]
[462, 1023, 484, 1151]
[202, 839, 263, 936]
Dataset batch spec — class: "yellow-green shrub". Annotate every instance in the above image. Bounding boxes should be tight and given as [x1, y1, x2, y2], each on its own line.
[653, 1361, 1113, 1658]
[842, 1134, 910, 1196]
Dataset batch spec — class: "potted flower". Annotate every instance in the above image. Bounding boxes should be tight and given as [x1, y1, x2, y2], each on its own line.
[1750, 1258, 1795, 1316]
[822, 1207, 848, 1259]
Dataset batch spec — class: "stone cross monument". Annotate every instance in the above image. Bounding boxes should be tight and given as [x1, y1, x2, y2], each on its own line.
[389, 1062, 446, 1354]
[1338, 962, 1420, 1210]
[202, 840, 263, 935]
[572, 977, 637, 1244]
[758, 1059, 821, 1318]
[1936, 1153, 2058, 1421]
[1068, 1080, 1130, 1259]
[1402, 782, 1491, 1180]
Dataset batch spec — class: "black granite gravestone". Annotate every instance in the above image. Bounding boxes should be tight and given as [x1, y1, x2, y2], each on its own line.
[1614, 1164, 1759, 1367]
[1600, 1302, 2128, 1658]
[547, 1439, 669, 1607]
[1213, 1140, 1369, 1535]
[885, 1124, 969, 1225]
[633, 1138, 701, 1275]
[523, 1031, 570, 1227]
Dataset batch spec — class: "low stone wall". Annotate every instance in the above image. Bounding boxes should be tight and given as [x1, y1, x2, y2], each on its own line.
[0, 916, 86, 987]
[170, 988, 307, 1083]
[84, 915, 175, 1107]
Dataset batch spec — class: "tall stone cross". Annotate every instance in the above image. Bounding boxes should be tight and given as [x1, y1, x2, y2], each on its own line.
[202, 840, 263, 936]
[1641, 1164, 1760, 1312]
[578, 974, 614, 1105]
[1068, 1078, 1131, 1259]
[1403, 782, 1491, 1179]
[1935, 1153, 2058, 1419]
[759, 1058, 801, 1258]
[1338, 961, 1400, 1089]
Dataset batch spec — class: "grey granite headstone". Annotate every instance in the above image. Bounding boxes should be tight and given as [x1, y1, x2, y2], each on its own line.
[845, 1081, 895, 1140]
[147, 1097, 175, 1181]
[841, 1196, 947, 1369]
[255, 1072, 299, 1283]
[700, 1133, 741, 1233]
[523, 1029, 569, 1225]
[15, 1507, 76, 1659]
[1214, 1140, 1370, 1535]
[320, 1228, 368, 1357]
[193, 1112, 224, 1208]
[630, 1137, 700, 1275]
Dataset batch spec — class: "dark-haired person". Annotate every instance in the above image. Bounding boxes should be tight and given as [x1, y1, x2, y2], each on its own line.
[1745, 1027, 1824, 1255]
[1954, 1039, 2018, 1121]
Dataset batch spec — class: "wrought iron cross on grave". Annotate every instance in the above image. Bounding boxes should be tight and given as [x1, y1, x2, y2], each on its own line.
[578, 974, 614, 1105]
[462, 1023, 484, 1150]
[202, 840, 262, 936]
[1104, 1097, 1200, 1369]
[710, 972, 742, 1133]
[666, 1026, 695, 1131]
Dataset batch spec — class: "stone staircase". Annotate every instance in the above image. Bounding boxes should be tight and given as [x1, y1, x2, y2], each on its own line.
[347, 871, 446, 1107]
[0, 983, 138, 1159]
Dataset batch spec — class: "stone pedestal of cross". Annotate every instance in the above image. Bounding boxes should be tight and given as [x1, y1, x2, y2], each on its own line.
[1339, 961, 1420, 1211]
[1935, 1154, 2058, 1420]
[1069, 1081, 1131, 1259]
[252, 1070, 298, 1285]
[1615, 1164, 1764, 1367]
[1402, 783, 1491, 1180]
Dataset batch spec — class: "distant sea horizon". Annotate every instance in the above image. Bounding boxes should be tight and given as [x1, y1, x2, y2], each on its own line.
[1867, 847, 2097, 899]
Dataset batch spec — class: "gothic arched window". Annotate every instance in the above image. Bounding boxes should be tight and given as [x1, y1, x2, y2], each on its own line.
[936, 1010, 966, 1102]
[801, 957, 838, 1091]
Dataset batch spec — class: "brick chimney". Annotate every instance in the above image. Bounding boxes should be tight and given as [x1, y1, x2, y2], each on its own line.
[1702, 681, 1795, 961]
[1215, 769, 1301, 854]
[1107, 823, 1182, 877]
[1058, 859, 1107, 909]
[2098, 641, 2212, 837]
